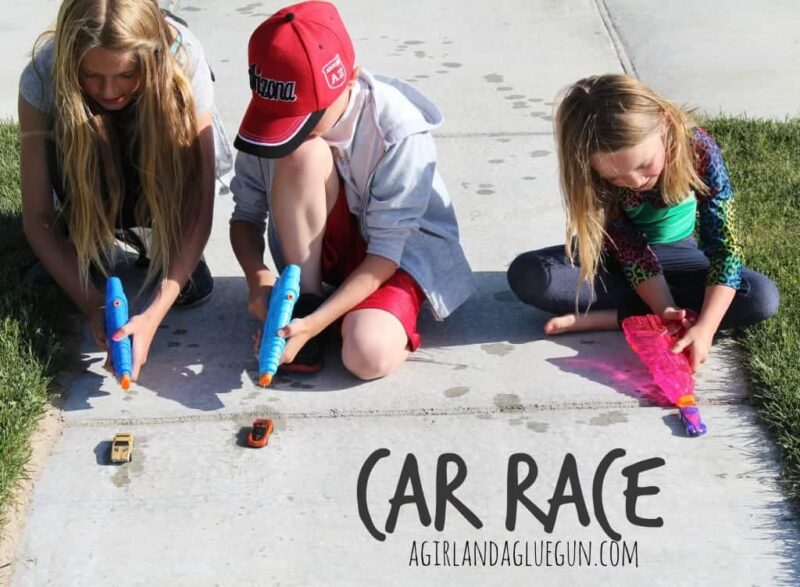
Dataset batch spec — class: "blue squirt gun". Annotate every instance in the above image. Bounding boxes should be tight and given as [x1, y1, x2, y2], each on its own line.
[258, 265, 301, 387]
[105, 276, 133, 391]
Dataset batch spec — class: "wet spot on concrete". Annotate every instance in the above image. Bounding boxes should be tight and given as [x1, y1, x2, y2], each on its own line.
[488, 159, 504, 164]
[173, 328, 187, 335]
[497, 86, 513, 91]
[481, 342, 515, 357]
[530, 111, 548, 117]
[477, 413, 493, 420]
[445, 386, 469, 398]
[522, 176, 536, 181]
[493, 290, 516, 302]
[509, 419, 523, 426]
[443, 39, 454, 45]
[494, 393, 522, 410]
[183, 6, 201, 11]
[484, 73, 504, 83]
[460, 181, 471, 189]
[288, 495, 295, 501]
[112, 468, 130, 487]
[290, 381, 315, 390]
[247, 391, 261, 400]
[505, 94, 526, 100]
[541, 115, 554, 122]
[414, 51, 426, 58]
[527, 421, 549, 433]
[123, 395, 134, 402]
[415, 74, 429, 79]
[496, 138, 511, 143]
[479, 183, 494, 188]
[442, 62, 462, 68]
[530, 150, 550, 158]
[513, 101, 530, 109]
[477, 189, 495, 195]
[168, 342, 181, 348]
[529, 97, 543, 102]
[435, 70, 449, 74]
[404, 40, 424, 45]
[589, 411, 628, 427]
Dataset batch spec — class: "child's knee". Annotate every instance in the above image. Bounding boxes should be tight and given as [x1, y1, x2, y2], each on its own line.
[750, 275, 781, 322]
[507, 251, 548, 306]
[341, 314, 407, 380]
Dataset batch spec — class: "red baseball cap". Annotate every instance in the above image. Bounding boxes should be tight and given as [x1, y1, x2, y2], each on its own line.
[234, 1, 355, 158]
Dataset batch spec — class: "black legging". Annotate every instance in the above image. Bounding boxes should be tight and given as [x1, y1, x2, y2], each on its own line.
[507, 238, 780, 330]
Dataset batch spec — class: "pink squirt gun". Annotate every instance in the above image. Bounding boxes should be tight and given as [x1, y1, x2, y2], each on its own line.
[621, 314, 707, 436]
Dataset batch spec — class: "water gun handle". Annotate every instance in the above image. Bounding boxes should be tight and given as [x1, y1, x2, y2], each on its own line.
[621, 313, 695, 406]
[105, 277, 133, 390]
[258, 265, 302, 387]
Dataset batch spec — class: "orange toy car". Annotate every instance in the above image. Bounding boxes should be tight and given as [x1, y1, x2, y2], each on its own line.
[247, 419, 274, 448]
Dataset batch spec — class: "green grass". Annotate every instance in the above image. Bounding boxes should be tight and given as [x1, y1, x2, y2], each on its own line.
[702, 117, 800, 501]
[0, 122, 72, 530]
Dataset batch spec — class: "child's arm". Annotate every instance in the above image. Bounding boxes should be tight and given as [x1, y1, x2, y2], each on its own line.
[112, 110, 216, 380]
[229, 152, 275, 321]
[279, 132, 436, 363]
[670, 129, 744, 370]
[605, 214, 680, 315]
[279, 253, 397, 362]
[19, 96, 107, 348]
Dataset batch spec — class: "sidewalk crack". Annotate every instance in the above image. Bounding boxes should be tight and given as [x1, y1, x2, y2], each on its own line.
[592, 0, 638, 77]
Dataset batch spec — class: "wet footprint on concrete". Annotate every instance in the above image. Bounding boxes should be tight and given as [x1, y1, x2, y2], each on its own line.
[494, 393, 522, 411]
[445, 386, 469, 398]
[481, 342, 515, 356]
[526, 421, 549, 433]
[530, 150, 550, 158]
[589, 411, 628, 427]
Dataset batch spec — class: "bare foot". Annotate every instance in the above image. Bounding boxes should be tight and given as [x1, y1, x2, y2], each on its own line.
[544, 314, 577, 334]
[544, 309, 619, 335]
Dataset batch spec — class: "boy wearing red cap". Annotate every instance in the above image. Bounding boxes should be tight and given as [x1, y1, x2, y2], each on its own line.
[230, 1, 474, 379]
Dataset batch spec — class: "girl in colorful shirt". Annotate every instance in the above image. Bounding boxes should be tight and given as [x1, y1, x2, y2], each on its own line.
[507, 74, 779, 372]
[19, 0, 230, 382]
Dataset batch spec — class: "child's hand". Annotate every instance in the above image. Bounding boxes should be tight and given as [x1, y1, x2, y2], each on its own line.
[247, 283, 272, 323]
[278, 316, 321, 365]
[88, 307, 108, 352]
[111, 311, 160, 381]
[660, 306, 696, 336]
[671, 323, 714, 373]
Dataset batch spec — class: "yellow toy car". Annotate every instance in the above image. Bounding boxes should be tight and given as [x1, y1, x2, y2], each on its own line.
[111, 432, 134, 463]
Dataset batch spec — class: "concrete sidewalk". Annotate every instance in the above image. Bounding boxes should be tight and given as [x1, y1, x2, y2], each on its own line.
[5, 0, 800, 585]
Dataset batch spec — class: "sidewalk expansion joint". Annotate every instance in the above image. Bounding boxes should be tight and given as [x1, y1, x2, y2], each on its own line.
[63, 397, 751, 428]
[592, 0, 638, 78]
[435, 131, 554, 139]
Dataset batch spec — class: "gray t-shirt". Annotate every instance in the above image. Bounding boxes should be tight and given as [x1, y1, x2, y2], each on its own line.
[19, 15, 214, 114]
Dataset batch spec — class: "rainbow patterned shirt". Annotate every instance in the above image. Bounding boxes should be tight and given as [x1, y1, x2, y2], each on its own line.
[604, 127, 744, 290]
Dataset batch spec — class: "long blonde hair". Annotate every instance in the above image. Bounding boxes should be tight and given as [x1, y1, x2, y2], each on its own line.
[554, 74, 707, 299]
[43, 0, 201, 287]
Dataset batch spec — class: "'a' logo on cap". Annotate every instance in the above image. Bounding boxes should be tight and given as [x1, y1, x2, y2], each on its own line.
[322, 54, 347, 90]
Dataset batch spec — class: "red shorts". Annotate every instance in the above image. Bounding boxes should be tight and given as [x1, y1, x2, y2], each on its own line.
[320, 185, 425, 351]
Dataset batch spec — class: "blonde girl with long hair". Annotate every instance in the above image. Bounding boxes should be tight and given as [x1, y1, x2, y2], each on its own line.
[19, 0, 225, 382]
[507, 74, 779, 372]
